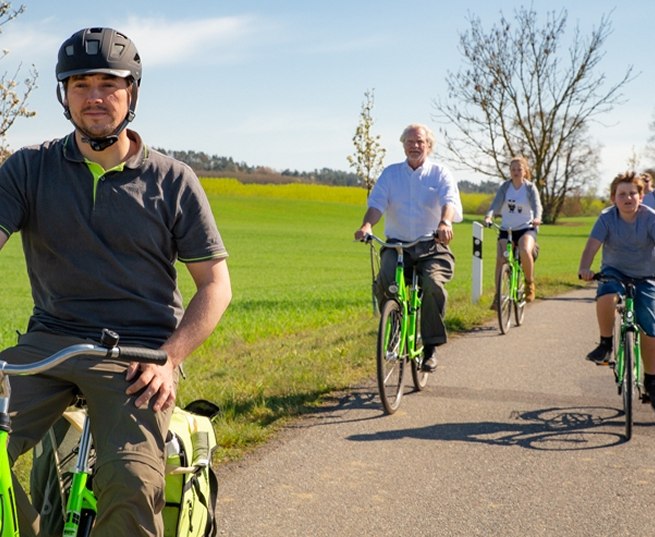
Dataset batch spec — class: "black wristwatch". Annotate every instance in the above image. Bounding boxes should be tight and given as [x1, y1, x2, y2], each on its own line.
[439, 219, 452, 228]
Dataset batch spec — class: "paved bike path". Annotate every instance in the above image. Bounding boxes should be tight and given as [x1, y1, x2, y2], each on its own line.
[217, 287, 655, 536]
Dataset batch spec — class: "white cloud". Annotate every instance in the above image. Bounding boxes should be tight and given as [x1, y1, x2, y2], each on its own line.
[0, 14, 264, 73]
[119, 15, 260, 67]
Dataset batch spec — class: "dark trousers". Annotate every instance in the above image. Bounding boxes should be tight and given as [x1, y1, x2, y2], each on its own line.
[375, 239, 455, 346]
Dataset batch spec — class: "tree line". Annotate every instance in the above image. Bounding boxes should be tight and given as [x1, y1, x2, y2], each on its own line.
[154, 148, 360, 186]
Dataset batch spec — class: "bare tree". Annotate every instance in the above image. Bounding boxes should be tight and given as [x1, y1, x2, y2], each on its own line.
[347, 89, 386, 196]
[0, 2, 37, 161]
[433, 7, 633, 223]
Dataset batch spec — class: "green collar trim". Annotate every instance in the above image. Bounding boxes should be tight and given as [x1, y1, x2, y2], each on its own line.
[84, 159, 126, 203]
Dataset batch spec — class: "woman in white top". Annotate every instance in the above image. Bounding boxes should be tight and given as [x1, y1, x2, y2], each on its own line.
[484, 156, 543, 306]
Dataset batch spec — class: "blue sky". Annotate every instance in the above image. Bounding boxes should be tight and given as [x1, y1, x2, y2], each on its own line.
[2, 0, 654, 189]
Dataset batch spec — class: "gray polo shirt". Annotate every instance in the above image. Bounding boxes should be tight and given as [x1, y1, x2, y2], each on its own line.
[0, 131, 227, 346]
[590, 204, 655, 278]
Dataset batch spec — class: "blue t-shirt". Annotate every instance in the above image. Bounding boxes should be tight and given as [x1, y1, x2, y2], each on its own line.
[590, 205, 655, 278]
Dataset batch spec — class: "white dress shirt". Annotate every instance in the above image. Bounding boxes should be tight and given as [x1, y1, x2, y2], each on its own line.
[367, 159, 463, 241]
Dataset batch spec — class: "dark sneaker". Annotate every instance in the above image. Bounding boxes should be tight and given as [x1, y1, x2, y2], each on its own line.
[586, 343, 612, 365]
[490, 294, 499, 311]
[422, 346, 437, 372]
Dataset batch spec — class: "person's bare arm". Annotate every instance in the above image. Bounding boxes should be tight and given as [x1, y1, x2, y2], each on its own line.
[578, 237, 602, 281]
[354, 207, 383, 241]
[126, 257, 232, 411]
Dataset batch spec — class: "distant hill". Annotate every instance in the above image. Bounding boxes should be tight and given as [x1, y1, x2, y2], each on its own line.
[155, 148, 359, 187]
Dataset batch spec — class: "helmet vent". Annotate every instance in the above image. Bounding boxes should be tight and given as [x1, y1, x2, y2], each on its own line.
[110, 43, 125, 60]
[85, 40, 100, 55]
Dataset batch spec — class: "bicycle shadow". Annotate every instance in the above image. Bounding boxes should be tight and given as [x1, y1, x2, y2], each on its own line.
[285, 387, 383, 429]
[346, 406, 628, 451]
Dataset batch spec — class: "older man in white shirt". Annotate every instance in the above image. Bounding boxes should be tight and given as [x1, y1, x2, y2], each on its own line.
[355, 123, 463, 371]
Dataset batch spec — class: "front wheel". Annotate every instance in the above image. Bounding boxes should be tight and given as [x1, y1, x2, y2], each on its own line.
[623, 331, 635, 440]
[377, 300, 406, 414]
[410, 306, 429, 391]
[497, 264, 512, 334]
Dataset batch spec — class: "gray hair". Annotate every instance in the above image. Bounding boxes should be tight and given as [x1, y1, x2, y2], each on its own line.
[399, 123, 435, 150]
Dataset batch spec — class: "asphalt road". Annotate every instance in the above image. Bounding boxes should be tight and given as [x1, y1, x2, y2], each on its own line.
[217, 287, 655, 536]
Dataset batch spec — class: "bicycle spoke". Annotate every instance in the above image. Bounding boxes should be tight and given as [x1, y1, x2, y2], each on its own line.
[497, 264, 512, 334]
[377, 301, 406, 414]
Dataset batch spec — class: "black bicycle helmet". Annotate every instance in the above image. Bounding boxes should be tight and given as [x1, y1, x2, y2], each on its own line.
[56, 27, 142, 151]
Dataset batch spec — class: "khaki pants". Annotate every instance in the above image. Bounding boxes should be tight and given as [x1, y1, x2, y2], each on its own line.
[376, 240, 455, 346]
[2, 328, 175, 537]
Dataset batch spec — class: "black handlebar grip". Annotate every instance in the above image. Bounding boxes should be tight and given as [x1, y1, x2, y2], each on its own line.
[118, 346, 168, 365]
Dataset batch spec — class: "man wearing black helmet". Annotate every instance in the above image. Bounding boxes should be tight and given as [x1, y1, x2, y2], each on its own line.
[0, 28, 232, 536]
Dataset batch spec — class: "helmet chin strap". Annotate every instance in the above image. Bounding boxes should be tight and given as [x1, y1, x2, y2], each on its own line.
[79, 111, 134, 151]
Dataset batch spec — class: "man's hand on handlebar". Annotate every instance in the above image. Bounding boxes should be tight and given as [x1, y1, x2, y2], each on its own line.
[354, 224, 372, 242]
[578, 268, 595, 281]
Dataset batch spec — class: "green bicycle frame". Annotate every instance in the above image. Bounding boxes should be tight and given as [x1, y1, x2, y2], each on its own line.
[63, 415, 97, 537]
[62, 473, 96, 537]
[385, 249, 422, 361]
[0, 378, 19, 537]
[614, 294, 642, 392]
[504, 236, 524, 302]
[0, 427, 19, 537]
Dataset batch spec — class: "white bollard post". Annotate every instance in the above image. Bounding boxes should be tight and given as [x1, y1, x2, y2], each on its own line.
[472, 222, 484, 303]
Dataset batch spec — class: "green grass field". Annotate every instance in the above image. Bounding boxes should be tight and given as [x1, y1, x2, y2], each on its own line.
[0, 179, 597, 464]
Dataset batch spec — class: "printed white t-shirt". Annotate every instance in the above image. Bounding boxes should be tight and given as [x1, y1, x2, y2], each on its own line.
[500, 183, 533, 230]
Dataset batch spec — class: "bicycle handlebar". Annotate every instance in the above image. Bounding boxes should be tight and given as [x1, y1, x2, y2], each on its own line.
[362, 233, 436, 250]
[589, 272, 651, 285]
[0, 341, 168, 376]
[483, 221, 535, 232]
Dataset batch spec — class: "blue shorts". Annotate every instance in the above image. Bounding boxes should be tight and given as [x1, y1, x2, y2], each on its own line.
[596, 267, 655, 336]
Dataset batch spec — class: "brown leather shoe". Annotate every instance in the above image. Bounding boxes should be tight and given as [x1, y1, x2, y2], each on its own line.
[525, 281, 536, 302]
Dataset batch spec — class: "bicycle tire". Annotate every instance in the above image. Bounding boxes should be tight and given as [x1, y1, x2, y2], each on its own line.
[410, 306, 429, 391]
[376, 300, 406, 414]
[497, 264, 512, 334]
[612, 308, 622, 370]
[514, 270, 526, 326]
[623, 330, 635, 440]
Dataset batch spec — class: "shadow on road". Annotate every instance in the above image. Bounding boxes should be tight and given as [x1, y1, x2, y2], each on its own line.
[540, 295, 595, 303]
[346, 406, 630, 451]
